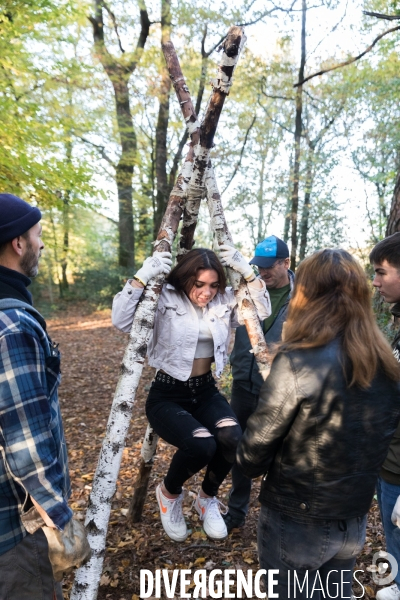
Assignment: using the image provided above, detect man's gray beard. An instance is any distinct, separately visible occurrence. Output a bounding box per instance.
[20,241,39,278]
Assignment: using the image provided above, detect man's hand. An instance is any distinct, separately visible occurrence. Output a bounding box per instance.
[42,518,91,581]
[20,497,91,581]
[391,495,400,527]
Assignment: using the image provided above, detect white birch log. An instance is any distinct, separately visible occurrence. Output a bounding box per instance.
[70,155,195,600]
[132,29,248,488]
[71,29,244,600]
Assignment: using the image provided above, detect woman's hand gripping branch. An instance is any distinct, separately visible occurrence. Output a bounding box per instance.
[218,244,262,289]
[132,252,173,288]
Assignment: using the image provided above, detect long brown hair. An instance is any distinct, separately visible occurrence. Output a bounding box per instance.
[281,248,399,387]
[166,248,226,296]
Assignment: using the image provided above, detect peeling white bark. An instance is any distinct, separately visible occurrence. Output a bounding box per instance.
[205,163,271,380]
[186,116,200,134]
[211,30,247,94]
[70,277,164,599]
[141,424,159,463]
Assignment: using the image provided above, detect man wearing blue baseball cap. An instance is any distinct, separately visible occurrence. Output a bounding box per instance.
[224,235,294,533]
[0,194,90,599]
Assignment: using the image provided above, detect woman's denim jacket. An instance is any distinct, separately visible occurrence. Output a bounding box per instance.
[112,281,271,381]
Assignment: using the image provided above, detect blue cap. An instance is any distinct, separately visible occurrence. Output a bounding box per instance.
[249,235,289,268]
[0,193,42,243]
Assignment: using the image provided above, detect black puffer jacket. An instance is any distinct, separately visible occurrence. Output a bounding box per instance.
[237,339,400,520]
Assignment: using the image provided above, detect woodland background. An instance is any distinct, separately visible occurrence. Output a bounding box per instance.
[3,0,400,308]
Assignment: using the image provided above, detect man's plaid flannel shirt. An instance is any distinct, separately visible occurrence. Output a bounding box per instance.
[0,304,71,556]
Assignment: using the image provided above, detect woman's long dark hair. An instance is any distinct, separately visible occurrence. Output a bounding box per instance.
[166,248,226,296]
[281,248,399,388]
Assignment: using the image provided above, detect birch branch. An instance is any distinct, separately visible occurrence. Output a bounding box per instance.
[176,26,248,256]
[70,28,246,600]
[162,40,203,257]
[129,27,248,520]
[165,28,271,378]
[200,28,271,376]
[205,163,271,380]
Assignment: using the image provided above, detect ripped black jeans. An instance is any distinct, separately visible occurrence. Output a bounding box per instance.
[146,371,242,496]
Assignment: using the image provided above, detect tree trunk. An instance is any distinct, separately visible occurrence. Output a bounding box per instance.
[153,0,172,237]
[299,142,315,260]
[60,194,69,295]
[386,168,400,235]
[257,155,266,243]
[377,184,387,238]
[90,0,150,269]
[127,423,159,522]
[290,0,306,270]
[283,152,294,242]
[59,138,72,297]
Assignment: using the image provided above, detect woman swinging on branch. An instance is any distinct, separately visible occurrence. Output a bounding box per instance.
[112,246,271,541]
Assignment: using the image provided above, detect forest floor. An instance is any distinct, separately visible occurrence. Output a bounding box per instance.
[47,305,386,600]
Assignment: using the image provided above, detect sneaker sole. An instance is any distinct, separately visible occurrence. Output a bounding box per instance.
[203,527,228,540]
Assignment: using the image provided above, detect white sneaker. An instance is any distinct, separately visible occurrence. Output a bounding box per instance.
[376,584,400,600]
[156,484,188,542]
[194,494,228,539]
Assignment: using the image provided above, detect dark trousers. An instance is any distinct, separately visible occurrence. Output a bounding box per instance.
[257,504,367,599]
[228,381,259,519]
[0,528,63,600]
[146,373,242,496]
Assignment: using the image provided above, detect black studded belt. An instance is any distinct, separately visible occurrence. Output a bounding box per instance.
[155,370,214,387]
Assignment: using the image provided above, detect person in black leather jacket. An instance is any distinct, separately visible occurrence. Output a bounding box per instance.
[237,248,400,600]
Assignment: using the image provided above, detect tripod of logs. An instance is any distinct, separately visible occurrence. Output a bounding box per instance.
[71,26,271,600]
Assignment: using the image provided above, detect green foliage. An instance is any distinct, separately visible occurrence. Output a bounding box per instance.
[32,206,126,309]
[0,0,99,208]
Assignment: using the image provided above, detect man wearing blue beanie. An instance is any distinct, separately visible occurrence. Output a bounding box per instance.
[0,194,90,599]
[224,235,294,533]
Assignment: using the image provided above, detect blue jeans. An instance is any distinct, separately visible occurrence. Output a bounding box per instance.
[227,381,259,519]
[377,476,400,587]
[257,504,367,599]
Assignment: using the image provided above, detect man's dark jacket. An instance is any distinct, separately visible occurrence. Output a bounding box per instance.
[237,339,400,519]
[380,302,400,484]
[230,270,294,395]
